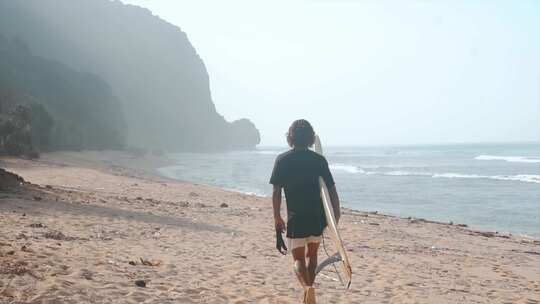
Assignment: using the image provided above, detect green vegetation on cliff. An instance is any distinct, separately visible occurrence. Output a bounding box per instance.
[0,36,126,155]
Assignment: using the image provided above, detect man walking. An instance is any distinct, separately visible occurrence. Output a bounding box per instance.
[270,119,341,303]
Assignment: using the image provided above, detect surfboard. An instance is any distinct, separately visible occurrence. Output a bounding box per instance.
[313,135,352,288]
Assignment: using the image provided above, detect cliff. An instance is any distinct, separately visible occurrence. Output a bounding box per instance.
[0,36,126,155]
[0,0,260,151]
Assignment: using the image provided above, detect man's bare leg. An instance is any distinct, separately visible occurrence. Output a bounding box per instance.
[302,242,319,304]
[306,242,320,286]
[292,246,309,288]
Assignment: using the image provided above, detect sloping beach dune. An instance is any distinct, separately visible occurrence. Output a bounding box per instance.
[1,152,539,303]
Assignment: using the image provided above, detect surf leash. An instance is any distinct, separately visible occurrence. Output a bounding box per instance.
[319,231,344,285]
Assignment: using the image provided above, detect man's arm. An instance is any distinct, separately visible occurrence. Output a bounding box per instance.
[328,185,341,224]
[272,185,286,232]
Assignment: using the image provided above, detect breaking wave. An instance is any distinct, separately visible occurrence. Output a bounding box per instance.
[379,171,540,184]
[255,150,282,155]
[330,164,365,174]
[386,171,540,184]
[328,164,540,184]
[475,155,540,163]
[385,170,432,176]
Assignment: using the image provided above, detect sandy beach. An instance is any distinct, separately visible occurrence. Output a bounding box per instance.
[1,151,539,304]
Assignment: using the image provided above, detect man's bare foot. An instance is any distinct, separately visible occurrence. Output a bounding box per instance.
[305,286,316,304]
[301,288,307,303]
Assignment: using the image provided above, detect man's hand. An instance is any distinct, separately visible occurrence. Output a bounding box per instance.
[274,216,286,233]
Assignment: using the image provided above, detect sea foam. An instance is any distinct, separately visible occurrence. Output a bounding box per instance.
[256,150,282,155]
[475,155,540,163]
[329,164,365,174]
[329,164,540,184]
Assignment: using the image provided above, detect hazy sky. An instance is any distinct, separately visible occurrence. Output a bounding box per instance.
[123,0,539,146]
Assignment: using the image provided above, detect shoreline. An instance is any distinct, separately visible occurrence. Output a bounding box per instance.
[156,159,540,240]
[1,151,539,303]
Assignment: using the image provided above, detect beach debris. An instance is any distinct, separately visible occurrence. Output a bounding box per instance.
[6,250,15,255]
[194,202,207,208]
[189,192,199,197]
[28,222,46,228]
[33,196,42,201]
[81,269,94,280]
[16,233,28,240]
[43,230,74,241]
[135,280,146,287]
[136,196,143,200]
[0,286,16,298]
[220,203,229,208]
[467,230,510,239]
[1,260,43,280]
[369,222,380,226]
[45,185,53,189]
[233,253,247,259]
[478,231,495,237]
[140,257,162,266]
[128,260,137,266]
[178,201,190,207]
[456,224,468,227]
[95,232,113,241]
[21,245,33,253]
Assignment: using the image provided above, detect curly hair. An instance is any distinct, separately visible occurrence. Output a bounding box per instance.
[287,119,315,148]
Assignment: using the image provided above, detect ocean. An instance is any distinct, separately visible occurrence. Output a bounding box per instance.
[158,143,540,237]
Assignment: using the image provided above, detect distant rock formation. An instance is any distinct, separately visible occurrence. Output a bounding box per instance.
[0,0,260,151]
[0,168,24,191]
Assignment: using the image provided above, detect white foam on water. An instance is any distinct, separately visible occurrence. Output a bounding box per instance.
[327,165,539,184]
[223,187,268,197]
[360,164,428,169]
[370,171,540,184]
[475,155,540,163]
[256,150,282,155]
[491,174,540,184]
[330,164,365,174]
[156,165,184,180]
[385,170,432,176]
[433,173,484,179]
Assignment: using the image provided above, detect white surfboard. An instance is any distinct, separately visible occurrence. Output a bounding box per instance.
[313,135,352,288]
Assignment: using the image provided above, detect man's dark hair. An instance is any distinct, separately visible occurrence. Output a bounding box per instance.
[287,119,315,148]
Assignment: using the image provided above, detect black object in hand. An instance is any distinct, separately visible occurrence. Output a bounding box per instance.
[276,230,288,255]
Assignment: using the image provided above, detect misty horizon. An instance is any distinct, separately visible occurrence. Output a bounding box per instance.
[123,0,540,147]
[258,141,540,150]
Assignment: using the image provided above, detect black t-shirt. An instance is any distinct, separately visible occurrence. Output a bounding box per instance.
[269,149,335,238]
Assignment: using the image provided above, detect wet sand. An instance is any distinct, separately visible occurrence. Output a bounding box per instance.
[1,151,539,303]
